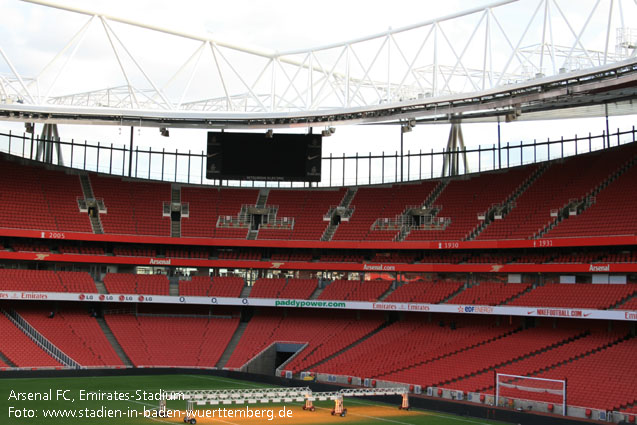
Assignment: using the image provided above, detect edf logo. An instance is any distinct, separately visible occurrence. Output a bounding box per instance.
[464,306,475,313]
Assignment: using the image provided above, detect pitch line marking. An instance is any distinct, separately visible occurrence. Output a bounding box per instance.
[343,398,504,425]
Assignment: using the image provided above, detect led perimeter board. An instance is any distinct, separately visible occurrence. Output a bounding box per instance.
[206,131,322,182]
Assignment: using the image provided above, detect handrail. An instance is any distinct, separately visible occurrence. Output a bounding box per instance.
[0,127,635,188]
[2,309,80,368]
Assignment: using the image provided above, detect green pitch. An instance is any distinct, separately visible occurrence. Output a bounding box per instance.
[0,374,511,425]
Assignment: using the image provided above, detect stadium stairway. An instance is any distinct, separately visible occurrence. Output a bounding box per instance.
[0,312,61,367]
[467,164,548,241]
[0,350,17,367]
[537,152,637,238]
[321,187,357,241]
[377,284,396,301]
[79,174,105,234]
[216,322,249,369]
[501,282,540,305]
[308,285,324,300]
[94,280,108,294]
[170,185,181,237]
[609,292,637,310]
[171,185,180,203]
[619,401,637,414]
[397,179,448,241]
[95,316,133,367]
[456,328,627,395]
[440,329,588,389]
[169,277,180,296]
[438,282,469,304]
[377,325,520,379]
[301,319,393,372]
[239,285,253,298]
[4,310,78,367]
[256,189,269,208]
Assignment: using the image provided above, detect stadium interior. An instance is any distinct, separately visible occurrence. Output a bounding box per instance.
[2,1,637,423]
[0,141,636,420]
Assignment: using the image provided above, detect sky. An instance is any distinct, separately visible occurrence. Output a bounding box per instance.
[0,0,636,186]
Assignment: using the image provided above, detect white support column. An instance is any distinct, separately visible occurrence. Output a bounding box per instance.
[603,0,615,65]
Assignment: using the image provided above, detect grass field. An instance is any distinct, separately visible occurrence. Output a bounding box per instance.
[0,375,511,425]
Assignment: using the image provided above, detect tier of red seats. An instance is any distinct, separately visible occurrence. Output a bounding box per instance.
[407,166,534,241]
[448,324,627,396]
[448,282,531,306]
[19,309,123,366]
[45,171,92,232]
[106,314,239,367]
[2,143,637,241]
[0,313,60,367]
[12,243,50,252]
[180,276,246,297]
[214,227,249,239]
[478,145,636,240]
[88,175,135,235]
[551,251,606,263]
[320,254,365,263]
[528,333,635,411]
[179,276,212,296]
[2,303,635,413]
[332,181,437,241]
[546,160,637,238]
[510,252,554,264]
[39,169,92,233]
[617,297,637,310]
[349,280,392,301]
[224,310,383,373]
[315,279,392,301]
[210,276,245,297]
[0,158,84,232]
[598,251,637,263]
[371,252,418,263]
[181,187,258,238]
[249,278,287,298]
[317,279,358,300]
[379,324,582,389]
[113,246,156,257]
[180,276,315,298]
[270,252,313,262]
[258,188,345,240]
[56,271,99,293]
[103,273,169,295]
[0,269,97,293]
[418,253,468,263]
[180,187,218,237]
[508,283,636,309]
[464,253,516,264]
[277,279,317,299]
[384,280,464,303]
[90,175,170,236]
[58,245,105,255]
[317,315,509,378]
[165,247,208,258]
[217,250,262,260]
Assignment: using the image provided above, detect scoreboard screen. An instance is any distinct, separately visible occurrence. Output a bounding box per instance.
[206,131,322,182]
